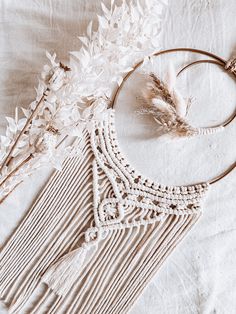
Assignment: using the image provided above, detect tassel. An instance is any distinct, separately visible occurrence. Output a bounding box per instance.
[41,242,96,297]
[9,294,28,314]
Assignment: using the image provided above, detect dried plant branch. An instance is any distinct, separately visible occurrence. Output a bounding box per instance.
[0,135,70,201]
[0,182,22,205]
[149,73,175,107]
[140,69,197,137]
[0,0,167,204]
[0,92,47,173]
[0,154,33,187]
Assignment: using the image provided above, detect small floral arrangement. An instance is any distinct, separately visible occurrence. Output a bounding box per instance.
[140,64,196,137]
[0,0,167,203]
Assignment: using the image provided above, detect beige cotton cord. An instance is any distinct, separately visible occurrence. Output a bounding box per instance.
[0,109,210,314]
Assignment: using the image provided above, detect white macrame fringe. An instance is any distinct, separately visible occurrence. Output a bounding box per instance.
[0,111,209,313]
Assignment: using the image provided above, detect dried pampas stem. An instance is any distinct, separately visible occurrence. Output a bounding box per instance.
[149,73,175,107]
[140,68,197,137]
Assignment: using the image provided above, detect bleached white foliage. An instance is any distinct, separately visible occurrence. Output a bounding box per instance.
[70,0,167,99]
[0,0,167,202]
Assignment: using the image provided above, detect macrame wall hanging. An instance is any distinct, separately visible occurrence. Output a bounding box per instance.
[0,1,235,314]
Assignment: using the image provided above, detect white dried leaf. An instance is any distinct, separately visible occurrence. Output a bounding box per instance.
[87,21,93,38]
[1,136,11,147]
[35,83,45,98]
[21,107,31,118]
[6,117,17,134]
[136,0,144,15]
[71,107,81,122]
[46,51,58,67]
[6,127,14,139]
[17,139,28,148]
[46,92,57,103]
[101,2,110,16]
[82,106,92,120]
[97,15,108,29]
[11,148,22,158]
[17,118,27,130]
[67,124,84,137]
[78,36,89,47]
[32,118,44,126]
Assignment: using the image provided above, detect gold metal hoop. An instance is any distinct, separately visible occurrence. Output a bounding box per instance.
[110,48,236,185]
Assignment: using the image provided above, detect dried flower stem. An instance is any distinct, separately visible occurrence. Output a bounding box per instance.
[0,154,33,187]
[140,71,197,137]
[0,88,49,173]
[0,182,22,205]
[0,0,167,203]
[0,133,72,201]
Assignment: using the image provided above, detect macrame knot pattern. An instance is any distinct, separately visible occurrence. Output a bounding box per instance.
[225,57,236,76]
[41,109,210,299]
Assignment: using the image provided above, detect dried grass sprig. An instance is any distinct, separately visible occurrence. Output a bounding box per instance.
[140,65,197,137]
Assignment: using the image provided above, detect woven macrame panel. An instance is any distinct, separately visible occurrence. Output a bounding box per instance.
[0,110,209,314]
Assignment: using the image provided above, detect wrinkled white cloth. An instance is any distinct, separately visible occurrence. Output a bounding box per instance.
[0,1,235,313]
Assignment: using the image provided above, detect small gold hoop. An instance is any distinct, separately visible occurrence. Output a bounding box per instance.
[110,48,236,185]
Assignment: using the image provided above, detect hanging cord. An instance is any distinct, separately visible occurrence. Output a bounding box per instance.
[109,48,236,185]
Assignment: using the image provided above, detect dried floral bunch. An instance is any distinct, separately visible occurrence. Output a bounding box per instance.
[140,64,197,137]
[70,0,167,99]
[0,53,108,203]
[0,0,167,203]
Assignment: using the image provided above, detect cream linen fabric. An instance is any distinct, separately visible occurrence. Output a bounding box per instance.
[0,0,236,313]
